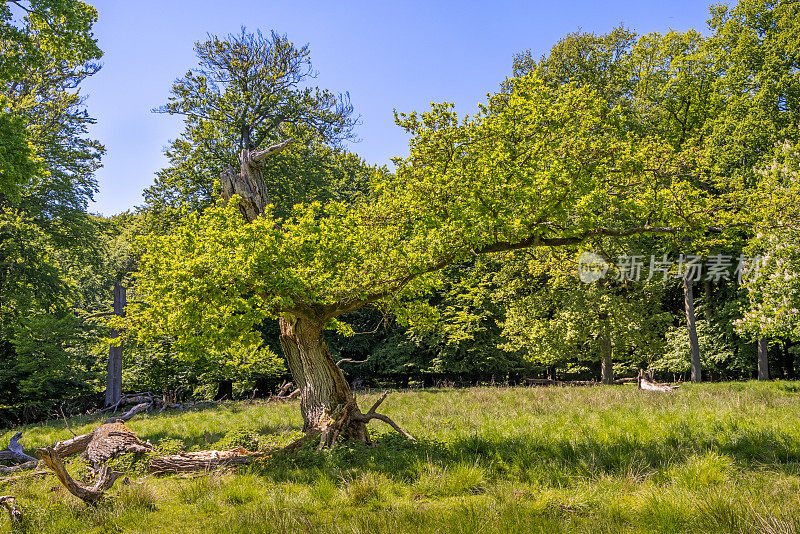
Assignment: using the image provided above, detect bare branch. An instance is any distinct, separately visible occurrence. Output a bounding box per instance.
[336,356,370,366]
[247,138,294,163]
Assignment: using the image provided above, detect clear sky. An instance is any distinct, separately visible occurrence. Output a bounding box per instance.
[82,0,720,216]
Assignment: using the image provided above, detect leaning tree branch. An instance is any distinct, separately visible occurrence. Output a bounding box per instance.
[247,137,294,163]
[36,448,119,504]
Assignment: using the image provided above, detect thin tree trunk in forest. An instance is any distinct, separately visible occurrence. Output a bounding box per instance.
[599,313,613,385]
[105,283,125,407]
[784,341,796,379]
[683,276,702,383]
[758,338,769,381]
[703,280,713,322]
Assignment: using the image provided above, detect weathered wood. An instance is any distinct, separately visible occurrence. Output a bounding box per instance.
[51,433,93,458]
[0,432,37,463]
[37,401,151,502]
[105,402,151,424]
[0,469,50,484]
[0,495,22,521]
[637,370,678,392]
[36,448,120,503]
[149,447,263,474]
[0,460,38,475]
[86,422,152,468]
[105,282,126,407]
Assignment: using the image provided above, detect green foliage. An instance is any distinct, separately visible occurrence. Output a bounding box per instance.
[0,106,36,204]
[0,0,105,406]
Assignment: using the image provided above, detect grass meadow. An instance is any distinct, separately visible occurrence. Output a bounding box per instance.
[2,382,800,533]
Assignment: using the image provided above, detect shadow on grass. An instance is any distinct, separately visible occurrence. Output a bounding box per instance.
[247,422,800,485]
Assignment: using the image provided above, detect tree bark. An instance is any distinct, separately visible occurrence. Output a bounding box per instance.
[758,338,769,381]
[278,315,369,443]
[105,282,126,407]
[599,313,613,385]
[683,276,702,383]
[220,140,292,222]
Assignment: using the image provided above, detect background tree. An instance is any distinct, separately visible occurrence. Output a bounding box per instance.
[0,0,105,418]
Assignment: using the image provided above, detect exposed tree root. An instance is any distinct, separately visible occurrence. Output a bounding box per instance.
[0,495,22,521]
[283,392,415,451]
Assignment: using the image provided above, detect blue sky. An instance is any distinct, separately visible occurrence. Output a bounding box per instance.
[83,0,719,216]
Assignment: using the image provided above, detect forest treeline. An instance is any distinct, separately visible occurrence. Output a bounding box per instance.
[1,0,800,425]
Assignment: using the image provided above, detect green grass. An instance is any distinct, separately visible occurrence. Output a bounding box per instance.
[3,382,800,532]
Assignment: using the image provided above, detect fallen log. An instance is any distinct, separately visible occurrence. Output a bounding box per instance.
[149,447,264,474]
[637,370,679,392]
[0,470,51,485]
[0,460,38,475]
[36,402,153,503]
[86,422,152,469]
[0,432,38,464]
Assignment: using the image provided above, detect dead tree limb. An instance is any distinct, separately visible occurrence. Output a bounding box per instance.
[35,448,120,504]
[35,401,152,503]
[51,433,93,458]
[0,432,37,463]
[336,356,370,366]
[0,495,22,521]
[0,470,50,485]
[105,402,151,424]
[637,370,679,392]
[149,447,264,474]
[352,392,415,441]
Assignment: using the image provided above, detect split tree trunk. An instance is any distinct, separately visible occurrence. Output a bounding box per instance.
[683,276,702,383]
[758,338,769,381]
[105,282,126,407]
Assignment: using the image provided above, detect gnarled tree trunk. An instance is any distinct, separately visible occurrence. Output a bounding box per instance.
[278,315,369,444]
[219,141,412,446]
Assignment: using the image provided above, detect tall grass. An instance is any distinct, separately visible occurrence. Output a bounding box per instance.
[2,382,800,532]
